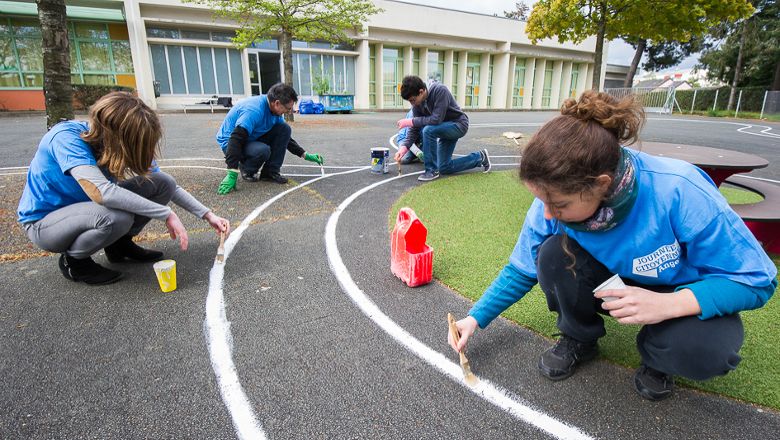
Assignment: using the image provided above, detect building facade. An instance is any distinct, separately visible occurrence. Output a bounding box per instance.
[0,0,607,111]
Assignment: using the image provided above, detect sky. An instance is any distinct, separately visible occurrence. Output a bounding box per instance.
[400,0,700,76]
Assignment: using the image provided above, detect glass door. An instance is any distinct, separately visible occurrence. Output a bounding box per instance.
[512,59,526,108]
[382,47,403,108]
[248,53,261,96]
[464,53,481,108]
[248,50,281,96]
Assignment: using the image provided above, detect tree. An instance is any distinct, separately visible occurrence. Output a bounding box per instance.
[504,2,529,20]
[698,0,780,91]
[622,37,704,87]
[526,0,752,91]
[37,0,73,129]
[185,0,382,122]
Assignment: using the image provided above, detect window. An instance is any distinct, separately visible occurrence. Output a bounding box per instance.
[0,17,133,89]
[451,51,458,100]
[146,26,241,44]
[413,48,419,77]
[427,50,443,83]
[541,60,553,108]
[149,44,245,95]
[369,44,376,107]
[292,40,352,51]
[487,55,494,107]
[570,63,579,98]
[512,58,526,108]
[292,52,355,96]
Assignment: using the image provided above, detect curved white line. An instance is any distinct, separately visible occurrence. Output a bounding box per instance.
[324,174,593,440]
[205,167,368,439]
[649,118,780,139]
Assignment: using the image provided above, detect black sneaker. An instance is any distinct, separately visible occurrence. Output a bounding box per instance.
[105,235,164,263]
[479,149,491,173]
[417,171,440,182]
[633,361,674,401]
[538,333,599,381]
[239,163,259,182]
[59,254,123,285]
[259,171,289,184]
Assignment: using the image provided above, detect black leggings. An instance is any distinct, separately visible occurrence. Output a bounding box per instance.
[536,234,744,381]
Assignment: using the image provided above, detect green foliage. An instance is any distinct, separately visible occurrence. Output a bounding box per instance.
[72,84,135,110]
[526,0,753,88]
[311,61,332,95]
[391,171,780,410]
[698,0,780,89]
[183,0,383,50]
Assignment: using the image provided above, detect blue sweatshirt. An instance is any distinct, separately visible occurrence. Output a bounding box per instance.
[469,148,777,328]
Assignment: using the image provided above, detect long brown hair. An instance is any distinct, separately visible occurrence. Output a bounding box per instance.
[519,89,645,199]
[81,92,162,180]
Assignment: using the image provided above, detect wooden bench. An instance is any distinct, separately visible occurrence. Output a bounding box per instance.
[724,175,780,254]
[181,96,219,113]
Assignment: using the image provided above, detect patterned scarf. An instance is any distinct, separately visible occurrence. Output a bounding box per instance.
[560,147,638,232]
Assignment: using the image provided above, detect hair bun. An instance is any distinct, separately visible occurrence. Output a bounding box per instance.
[560,90,645,145]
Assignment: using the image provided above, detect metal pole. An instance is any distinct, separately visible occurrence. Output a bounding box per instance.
[713,89,719,111]
[760,90,768,119]
[735,90,742,118]
[691,89,697,114]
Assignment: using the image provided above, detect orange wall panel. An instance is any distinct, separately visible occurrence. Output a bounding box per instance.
[0,90,46,111]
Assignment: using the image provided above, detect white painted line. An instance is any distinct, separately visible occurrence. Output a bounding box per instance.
[204,167,368,439]
[324,174,594,440]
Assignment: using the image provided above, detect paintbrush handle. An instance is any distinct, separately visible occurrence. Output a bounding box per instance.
[448,313,471,365]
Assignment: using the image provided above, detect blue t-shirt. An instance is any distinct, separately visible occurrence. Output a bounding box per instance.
[18,121,100,223]
[216,95,285,149]
[510,148,776,288]
[397,109,414,145]
[17,120,162,224]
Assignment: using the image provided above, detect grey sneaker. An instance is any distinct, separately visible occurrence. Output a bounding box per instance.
[479,149,491,173]
[633,361,674,401]
[538,333,599,381]
[418,170,440,182]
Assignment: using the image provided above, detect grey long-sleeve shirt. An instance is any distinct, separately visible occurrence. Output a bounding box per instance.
[401,81,469,149]
[70,165,210,220]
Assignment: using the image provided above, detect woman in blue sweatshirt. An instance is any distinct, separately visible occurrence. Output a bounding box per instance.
[449,90,777,401]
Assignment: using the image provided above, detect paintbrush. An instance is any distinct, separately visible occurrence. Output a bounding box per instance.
[503,131,523,145]
[447,313,479,387]
[398,161,402,176]
[216,221,229,262]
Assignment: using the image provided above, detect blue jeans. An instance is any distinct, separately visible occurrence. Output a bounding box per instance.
[421,122,481,174]
[240,122,291,174]
[535,234,744,381]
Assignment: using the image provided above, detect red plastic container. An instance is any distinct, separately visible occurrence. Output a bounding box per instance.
[391,207,433,287]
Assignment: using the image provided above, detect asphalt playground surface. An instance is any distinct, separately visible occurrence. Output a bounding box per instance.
[1,109,779,439]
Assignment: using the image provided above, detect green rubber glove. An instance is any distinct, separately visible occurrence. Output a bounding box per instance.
[218,170,238,195]
[304,153,324,165]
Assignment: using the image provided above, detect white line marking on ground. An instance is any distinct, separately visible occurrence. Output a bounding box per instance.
[324,174,594,440]
[204,167,367,440]
[650,118,780,140]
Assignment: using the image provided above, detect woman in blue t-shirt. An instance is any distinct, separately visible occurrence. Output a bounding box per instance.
[448,90,777,401]
[18,92,229,286]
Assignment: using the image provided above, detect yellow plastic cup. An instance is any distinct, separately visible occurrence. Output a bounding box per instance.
[153,260,177,292]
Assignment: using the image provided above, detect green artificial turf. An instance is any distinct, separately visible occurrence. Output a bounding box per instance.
[391,170,780,410]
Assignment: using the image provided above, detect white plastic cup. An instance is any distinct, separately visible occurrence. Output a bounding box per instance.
[153,260,177,292]
[593,274,626,302]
